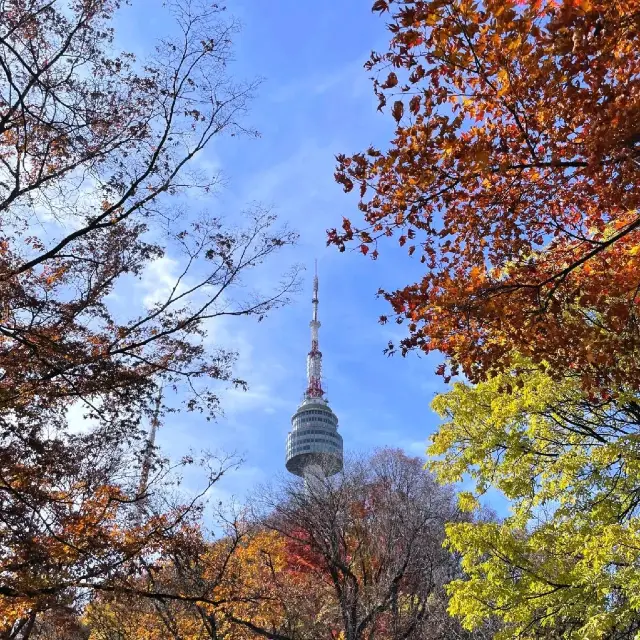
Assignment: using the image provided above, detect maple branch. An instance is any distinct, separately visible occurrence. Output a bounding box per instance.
[221,614,295,640]
[538,215,640,291]
[499,161,588,170]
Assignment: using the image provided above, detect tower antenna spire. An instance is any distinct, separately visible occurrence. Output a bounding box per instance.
[306,259,323,399]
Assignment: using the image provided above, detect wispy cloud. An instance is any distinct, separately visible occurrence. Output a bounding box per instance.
[269,57,370,104]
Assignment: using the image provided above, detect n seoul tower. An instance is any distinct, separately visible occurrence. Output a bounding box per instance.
[285,263,343,481]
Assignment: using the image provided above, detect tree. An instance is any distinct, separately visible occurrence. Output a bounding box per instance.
[1,443,243,638]
[0,0,297,426]
[252,449,498,640]
[83,521,297,640]
[429,359,640,638]
[17,608,88,640]
[0,0,297,633]
[78,451,498,640]
[330,0,640,394]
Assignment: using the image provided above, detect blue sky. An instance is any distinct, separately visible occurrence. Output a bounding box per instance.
[108,0,500,511]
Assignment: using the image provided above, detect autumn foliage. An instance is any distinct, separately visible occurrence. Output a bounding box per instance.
[256,449,496,640]
[0,0,296,634]
[331,0,640,394]
[68,451,493,640]
[331,0,640,636]
[84,526,297,640]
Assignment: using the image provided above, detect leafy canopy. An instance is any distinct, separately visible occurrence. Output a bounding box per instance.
[331,0,640,394]
[0,0,296,633]
[429,361,640,638]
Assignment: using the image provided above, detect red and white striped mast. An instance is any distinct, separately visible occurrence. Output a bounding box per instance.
[305,260,324,400]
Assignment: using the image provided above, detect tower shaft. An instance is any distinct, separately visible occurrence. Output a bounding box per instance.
[285,263,343,479]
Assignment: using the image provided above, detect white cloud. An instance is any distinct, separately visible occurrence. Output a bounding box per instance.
[404,439,429,456]
[139,255,182,308]
[66,400,99,435]
[222,383,290,416]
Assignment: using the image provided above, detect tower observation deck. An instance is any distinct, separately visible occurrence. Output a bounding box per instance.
[285,264,343,479]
